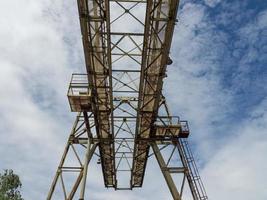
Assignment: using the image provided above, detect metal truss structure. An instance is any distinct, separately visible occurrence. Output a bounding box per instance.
[47,0,208,199]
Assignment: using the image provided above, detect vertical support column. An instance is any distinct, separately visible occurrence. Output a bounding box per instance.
[150,140,208,200]
[47,114,81,200]
[47,141,71,200]
[150,142,182,200]
[79,141,98,200]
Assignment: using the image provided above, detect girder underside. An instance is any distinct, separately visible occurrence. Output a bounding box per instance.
[78,0,181,189]
[76,0,202,193]
[78,0,116,187]
[131,0,180,187]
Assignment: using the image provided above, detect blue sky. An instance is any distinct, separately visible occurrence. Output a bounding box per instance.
[0,0,266,199]
[206,0,267,118]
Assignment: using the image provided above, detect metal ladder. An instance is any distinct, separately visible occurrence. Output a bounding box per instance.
[179,139,208,200]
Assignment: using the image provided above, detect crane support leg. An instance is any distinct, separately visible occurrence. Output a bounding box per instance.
[47,113,98,200]
[150,140,208,200]
[151,142,182,200]
[79,141,98,200]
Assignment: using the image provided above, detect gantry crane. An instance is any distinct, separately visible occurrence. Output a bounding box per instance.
[47,0,208,199]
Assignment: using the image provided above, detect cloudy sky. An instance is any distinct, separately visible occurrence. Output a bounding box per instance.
[0,0,267,199]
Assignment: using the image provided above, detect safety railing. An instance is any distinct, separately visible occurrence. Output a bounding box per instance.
[154,116,190,138]
[67,74,92,112]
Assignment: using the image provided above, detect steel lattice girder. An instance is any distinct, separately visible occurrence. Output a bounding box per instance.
[131,0,180,187]
[77,0,116,187]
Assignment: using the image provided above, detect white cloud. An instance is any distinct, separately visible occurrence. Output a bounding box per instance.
[0,0,78,199]
[166,3,233,158]
[202,98,267,200]
[204,0,221,7]
[166,3,267,199]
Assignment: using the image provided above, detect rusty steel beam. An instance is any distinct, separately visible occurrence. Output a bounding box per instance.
[77,0,116,187]
[131,0,181,187]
